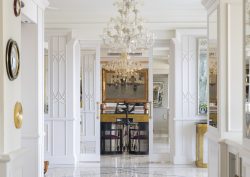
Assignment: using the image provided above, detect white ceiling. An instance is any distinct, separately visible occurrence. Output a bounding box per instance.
[45,0,206,30]
[48,0,203,11]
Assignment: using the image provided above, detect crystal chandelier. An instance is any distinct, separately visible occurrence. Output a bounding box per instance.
[102,0,155,53]
[102,0,154,80]
[103,53,142,82]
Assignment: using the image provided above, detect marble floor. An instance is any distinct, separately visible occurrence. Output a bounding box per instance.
[46,155,208,177]
[153,135,170,154]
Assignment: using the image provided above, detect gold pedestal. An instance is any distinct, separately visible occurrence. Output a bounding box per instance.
[195,123,208,168]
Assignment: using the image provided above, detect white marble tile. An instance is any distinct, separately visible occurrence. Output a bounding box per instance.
[46,155,208,177]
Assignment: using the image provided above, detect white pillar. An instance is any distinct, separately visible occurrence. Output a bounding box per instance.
[21,5,47,176]
[169,29,207,164]
[44,33,80,165]
[148,48,154,156]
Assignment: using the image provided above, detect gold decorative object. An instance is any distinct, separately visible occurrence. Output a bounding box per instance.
[101,114,149,123]
[14,102,23,129]
[196,123,208,168]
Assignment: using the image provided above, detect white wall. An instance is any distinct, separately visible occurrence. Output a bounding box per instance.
[0,0,23,175]
[0,0,48,177]
[0,0,22,155]
[0,0,3,155]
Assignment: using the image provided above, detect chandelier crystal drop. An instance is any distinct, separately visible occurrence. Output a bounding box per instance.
[102,0,155,53]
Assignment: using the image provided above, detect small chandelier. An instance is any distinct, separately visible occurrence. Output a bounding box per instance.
[102,0,155,53]
[103,53,142,81]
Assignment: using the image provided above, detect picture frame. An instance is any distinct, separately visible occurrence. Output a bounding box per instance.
[6,39,20,81]
[102,69,148,103]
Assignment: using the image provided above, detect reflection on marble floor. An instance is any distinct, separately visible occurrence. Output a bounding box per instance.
[46,155,208,177]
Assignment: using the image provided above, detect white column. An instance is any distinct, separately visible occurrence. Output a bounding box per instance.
[21,7,45,177]
[148,48,154,156]
[45,34,80,165]
[226,2,243,136]
[169,38,176,162]
[169,29,207,164]
[66,39,80,164]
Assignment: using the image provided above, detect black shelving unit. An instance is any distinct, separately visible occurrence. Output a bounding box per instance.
[129,123,149,155]
[101,123,123,155]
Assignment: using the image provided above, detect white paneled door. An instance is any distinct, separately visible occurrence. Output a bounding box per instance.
[79,47,101,161]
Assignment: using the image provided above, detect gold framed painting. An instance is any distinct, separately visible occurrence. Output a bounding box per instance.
[102,69,148,103]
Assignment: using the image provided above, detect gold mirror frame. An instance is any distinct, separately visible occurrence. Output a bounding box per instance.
[14,102,23,129]
[102,69,148,103]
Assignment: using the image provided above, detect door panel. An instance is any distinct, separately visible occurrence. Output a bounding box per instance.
[80,49,100,161]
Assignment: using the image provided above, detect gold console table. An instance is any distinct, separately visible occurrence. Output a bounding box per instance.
[101,114,149,123]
